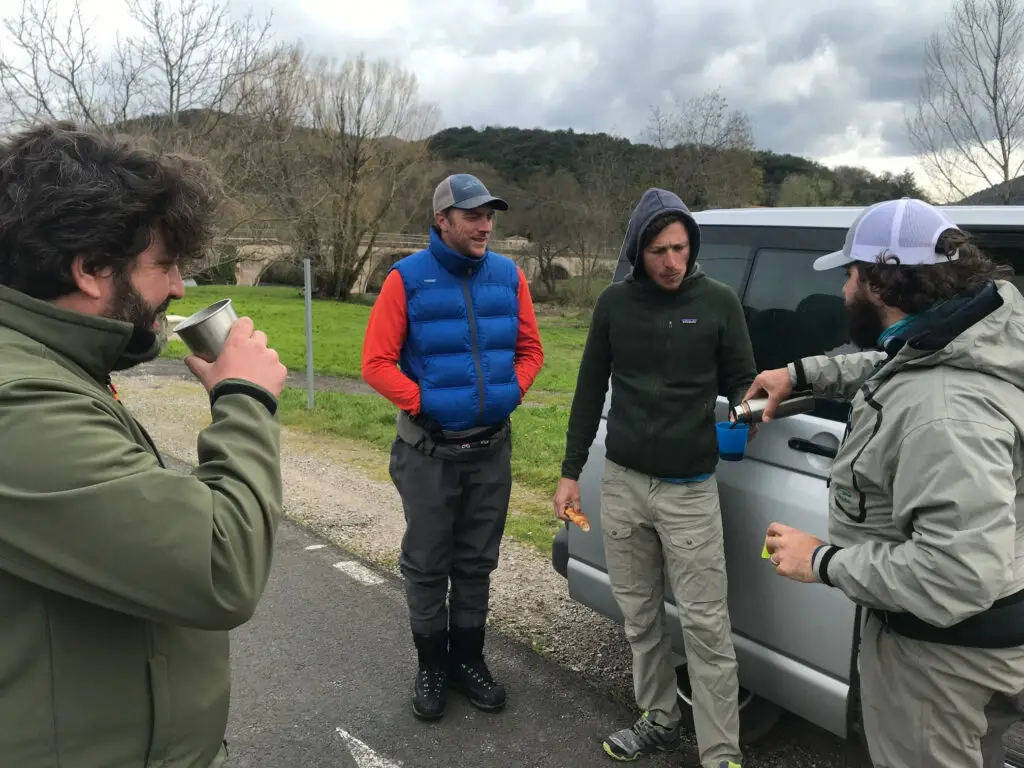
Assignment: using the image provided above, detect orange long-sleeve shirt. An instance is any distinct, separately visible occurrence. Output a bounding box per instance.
[361,266,545,415]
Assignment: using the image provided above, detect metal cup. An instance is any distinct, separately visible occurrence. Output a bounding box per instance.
[172,299,239,362]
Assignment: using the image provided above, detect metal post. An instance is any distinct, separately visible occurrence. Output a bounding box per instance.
[303,258,315,409]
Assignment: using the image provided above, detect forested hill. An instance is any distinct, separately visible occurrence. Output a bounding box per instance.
[426,125,929,209]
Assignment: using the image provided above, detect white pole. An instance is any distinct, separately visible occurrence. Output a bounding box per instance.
[303,258,315,410]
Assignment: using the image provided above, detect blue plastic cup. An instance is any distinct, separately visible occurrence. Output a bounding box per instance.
[716,421,748,462]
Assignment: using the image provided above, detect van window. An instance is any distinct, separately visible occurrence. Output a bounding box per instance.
[695,244,751,295]
[744,248,855,422]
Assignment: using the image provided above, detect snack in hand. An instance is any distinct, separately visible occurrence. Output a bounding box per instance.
[563,503,591,532]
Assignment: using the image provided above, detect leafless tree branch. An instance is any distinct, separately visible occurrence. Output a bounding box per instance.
[906,0,1024,202]
[233,45,441,299]
[641,87,761,208]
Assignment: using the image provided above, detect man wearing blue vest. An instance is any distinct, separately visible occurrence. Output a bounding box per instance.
[362,173,545,720]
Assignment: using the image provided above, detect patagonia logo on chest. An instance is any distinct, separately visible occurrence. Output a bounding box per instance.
[678,318,698,324]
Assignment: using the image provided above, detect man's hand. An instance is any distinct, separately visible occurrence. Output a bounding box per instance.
[739,367,794,424]
[553,477,581,522]
[185,316,288,398]
[764,522,825,583]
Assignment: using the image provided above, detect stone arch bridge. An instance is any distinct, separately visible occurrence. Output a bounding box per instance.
[220,233,617,293]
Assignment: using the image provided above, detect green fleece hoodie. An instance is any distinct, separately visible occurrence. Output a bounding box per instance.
[0,285,283,767]
[560,188,757,481]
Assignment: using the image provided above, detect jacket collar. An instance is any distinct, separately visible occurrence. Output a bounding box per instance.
[880,282,1000,358]
[428,227,488,277]
[0,284,162,384]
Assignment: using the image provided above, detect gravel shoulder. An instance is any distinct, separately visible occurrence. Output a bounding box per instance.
[112,369,870,767]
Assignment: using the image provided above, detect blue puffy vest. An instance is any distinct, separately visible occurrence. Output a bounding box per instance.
[391,228,521,431]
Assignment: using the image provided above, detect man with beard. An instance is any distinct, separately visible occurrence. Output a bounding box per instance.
[0,121,287,767]
[553,188,755,768]
[744,198,1024,768]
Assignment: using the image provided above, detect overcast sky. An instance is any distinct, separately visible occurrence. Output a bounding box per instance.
[24,0,961,194]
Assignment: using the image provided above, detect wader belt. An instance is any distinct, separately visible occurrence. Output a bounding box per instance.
[872,588,1024,648]
[396,410,509,461]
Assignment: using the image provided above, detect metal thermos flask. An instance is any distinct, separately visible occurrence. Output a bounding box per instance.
[730,392,815,424]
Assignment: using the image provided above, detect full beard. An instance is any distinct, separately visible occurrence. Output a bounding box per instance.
[103,273,171,349]
[846,295,887,350]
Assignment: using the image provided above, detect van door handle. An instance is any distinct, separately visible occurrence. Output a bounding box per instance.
[788,438,837,459]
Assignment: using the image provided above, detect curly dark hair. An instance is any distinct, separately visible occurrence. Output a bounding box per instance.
[856,228,1015,314]
[0,120,220,301]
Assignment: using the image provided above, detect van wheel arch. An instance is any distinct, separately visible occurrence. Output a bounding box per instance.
[674,662,781,744]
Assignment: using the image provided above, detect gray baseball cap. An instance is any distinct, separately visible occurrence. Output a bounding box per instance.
[432,173,509,215]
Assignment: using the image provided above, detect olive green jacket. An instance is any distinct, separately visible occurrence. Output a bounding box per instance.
[0,285,283,767]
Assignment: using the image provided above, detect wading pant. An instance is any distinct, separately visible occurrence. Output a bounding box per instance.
[388,432,512,635]
[600,459,741,768]
[859,611,1024,768]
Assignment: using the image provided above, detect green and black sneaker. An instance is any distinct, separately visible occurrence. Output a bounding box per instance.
[602,711,681,761]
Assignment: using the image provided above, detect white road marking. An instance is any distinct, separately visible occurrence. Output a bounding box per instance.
[332,560,385,585]
[336,728,403,767]
[305,544,327,551]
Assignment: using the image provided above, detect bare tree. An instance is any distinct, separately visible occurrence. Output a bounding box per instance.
[124,0,275,137]
[0,0,275,140]
[643,88,762,208]
[0,0,282,268]
[568,146,631,284]
[238,46,441,299]
[514,169,578,296]
[0,0,135,129]
[907,0,1024,203]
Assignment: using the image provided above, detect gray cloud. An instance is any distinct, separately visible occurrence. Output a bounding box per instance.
[234,0,954,163]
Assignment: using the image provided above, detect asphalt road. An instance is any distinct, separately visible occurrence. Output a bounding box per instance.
[222,519,686,768]
[153,452,873,768]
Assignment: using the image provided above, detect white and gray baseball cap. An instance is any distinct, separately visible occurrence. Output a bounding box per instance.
[432,173,509,215]
[813,198,962,272]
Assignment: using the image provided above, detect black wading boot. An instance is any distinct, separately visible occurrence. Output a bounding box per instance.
[411,630,448,720]
[448,625,506,712]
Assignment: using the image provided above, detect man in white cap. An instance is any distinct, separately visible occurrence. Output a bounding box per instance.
[741,198,1024,768]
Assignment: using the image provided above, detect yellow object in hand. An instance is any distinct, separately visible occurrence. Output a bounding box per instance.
[761,543,771,559]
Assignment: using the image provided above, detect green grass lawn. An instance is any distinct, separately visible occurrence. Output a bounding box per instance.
[167,285,588,553]
[165,285,590,393]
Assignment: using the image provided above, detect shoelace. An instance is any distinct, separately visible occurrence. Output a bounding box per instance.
[418,667,445,695]
[631,716,660,743]
[458,660,497,690]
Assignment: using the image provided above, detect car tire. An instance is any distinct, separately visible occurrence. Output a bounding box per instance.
[674,662,781,745]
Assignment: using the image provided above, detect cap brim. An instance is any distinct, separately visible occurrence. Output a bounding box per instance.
[452,194,509,212]
[813,250,853,271]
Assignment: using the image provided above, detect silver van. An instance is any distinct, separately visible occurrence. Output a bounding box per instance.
[550,204,1024,763]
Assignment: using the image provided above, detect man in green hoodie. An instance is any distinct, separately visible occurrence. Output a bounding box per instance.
[553,188,755,768]
[0,121,287,767]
